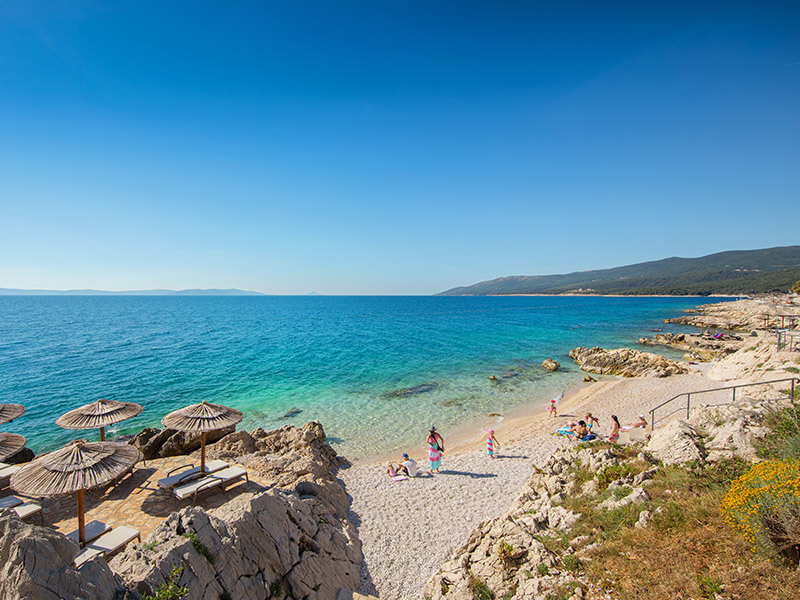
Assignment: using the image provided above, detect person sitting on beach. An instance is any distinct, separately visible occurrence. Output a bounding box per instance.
[626,415,648,429]
[401,453,418,477]
[548,398,558,418]
[609,415,621,444]
[386,462,409,478]
[584,413,600,429]
[572,420,590,439]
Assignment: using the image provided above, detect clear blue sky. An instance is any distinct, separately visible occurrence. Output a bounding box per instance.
[2,2,799,294]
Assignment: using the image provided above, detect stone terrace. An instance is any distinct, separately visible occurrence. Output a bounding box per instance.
[2,453,271,540]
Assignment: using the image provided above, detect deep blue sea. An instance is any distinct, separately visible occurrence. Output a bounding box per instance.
[0,295,729,459]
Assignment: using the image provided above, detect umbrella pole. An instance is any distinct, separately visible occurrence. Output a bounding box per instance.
[100,426,105,442]
[201,431,206,472]
[77,489,86,547]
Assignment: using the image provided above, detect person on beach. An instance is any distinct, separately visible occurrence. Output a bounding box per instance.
[427,426,444,473]
[629,415,648,429]
[584,413,600,429]
[386,462,409,477]
[609,415,621,444]
[401,453,418,477]
[486,429,500,458]
[548,398,558,417]
[573,420,589,438]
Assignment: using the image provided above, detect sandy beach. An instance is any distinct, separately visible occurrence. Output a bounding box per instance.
[339,365,732,600]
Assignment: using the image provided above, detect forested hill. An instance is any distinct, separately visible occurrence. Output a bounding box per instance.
[437,246,800,296]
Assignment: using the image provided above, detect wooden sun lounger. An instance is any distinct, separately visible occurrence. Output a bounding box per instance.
[0,495,23,510]
[172,466,249,502]
[74,526,141,568]
[14,501,43,523]
[0,465,20,487]
[157,459,228,490]
[66,520,111,545]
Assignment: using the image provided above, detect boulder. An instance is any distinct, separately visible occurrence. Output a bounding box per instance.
[0,510,136,600]
[111,490,361,600]
[645,420,705,465]
[569,346,687,378]
[542,359,561,372]
[130,426,235,460]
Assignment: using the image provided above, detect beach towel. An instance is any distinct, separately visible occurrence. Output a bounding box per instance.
[554,427,574,437]
[391,475,408,482]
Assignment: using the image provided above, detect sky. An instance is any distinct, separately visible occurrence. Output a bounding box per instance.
[1,2,799,295]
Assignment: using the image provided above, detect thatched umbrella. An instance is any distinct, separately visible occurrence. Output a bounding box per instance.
[0,403,25,425]
[0,432,27,462]
[161,400,242,472]
[56,399,143,441]
[10,440,141,546]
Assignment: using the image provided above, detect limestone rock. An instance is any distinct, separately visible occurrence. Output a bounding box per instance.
[542,358,561,372]
[130,426,234,460]
[0,510,136,600]
[112,487,361,600]
[645,420,705,465]
[569,346,687,378]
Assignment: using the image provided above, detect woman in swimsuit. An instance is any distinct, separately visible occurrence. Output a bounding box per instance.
[609,415,621,444]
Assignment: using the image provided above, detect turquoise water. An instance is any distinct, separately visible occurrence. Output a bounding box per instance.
[0,295,724,458]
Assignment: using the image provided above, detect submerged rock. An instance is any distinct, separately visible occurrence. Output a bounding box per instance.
[381,383,438,399]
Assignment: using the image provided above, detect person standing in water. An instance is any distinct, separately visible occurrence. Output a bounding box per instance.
[487,429,500,459]
[427,426,444,473]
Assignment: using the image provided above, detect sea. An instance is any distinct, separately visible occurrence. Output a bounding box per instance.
[0,295,730,460]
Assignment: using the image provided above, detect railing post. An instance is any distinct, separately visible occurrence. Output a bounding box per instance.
[650,409,654,431]
[732,386,736,403]
[687,393,691,419]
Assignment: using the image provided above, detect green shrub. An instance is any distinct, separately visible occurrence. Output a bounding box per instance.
[269,578,284,598]
[597,463,635,488]
[721,460,800,563]
[561,554,582,572]
[142,566,187,600]
[756,406,800,460]
[536,563,549,576]
[468,575,495,600]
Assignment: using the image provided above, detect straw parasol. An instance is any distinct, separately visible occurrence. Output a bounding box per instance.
[161,400,242,472]
[0,432,27,461]
[56,399,143,441]
[11,440,141,546]
[0,403,25,425]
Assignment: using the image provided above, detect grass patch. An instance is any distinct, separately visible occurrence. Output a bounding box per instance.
[580,460,800,599]
[785,366,800,374]
[597,463,636,488]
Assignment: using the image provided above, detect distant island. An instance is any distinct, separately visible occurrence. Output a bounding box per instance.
[0,288,265,296]
[438,246,800,296]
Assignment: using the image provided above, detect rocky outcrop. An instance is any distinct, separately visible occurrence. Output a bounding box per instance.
[638,332,738,361]
[0,510,137,600]
[111,489,361,600]
[0,421,362,600]
[130,426,235,460]
[542,358,560,371]
[569,346,687,378]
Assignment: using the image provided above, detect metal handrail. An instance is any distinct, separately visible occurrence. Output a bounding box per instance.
[649,377,799,431]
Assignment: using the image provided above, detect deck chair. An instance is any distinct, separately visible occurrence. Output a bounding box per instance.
[14,501,43,523]
[74,526,140,568]
[172,466,248,502]
[66,520,111,545]
[158,459,228,490]
[0,465,20,488]
[0,495,23,510]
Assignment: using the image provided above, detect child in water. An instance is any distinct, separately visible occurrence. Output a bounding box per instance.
[487,429,500,458]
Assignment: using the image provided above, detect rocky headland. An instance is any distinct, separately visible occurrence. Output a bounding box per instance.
[0,422,364,600]
[568,346,687,378]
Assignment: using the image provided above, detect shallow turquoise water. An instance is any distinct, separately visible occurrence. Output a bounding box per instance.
[0,295,724,458]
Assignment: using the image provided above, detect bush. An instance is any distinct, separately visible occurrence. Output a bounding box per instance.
[183,531,215,564]
[468,575,495,600]
[720,460,800,563]
[756,406,800,460]
[597,463,635,488]
[142,566,187,600]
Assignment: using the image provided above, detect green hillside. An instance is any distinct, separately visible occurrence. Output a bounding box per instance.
[438,246,800,296]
